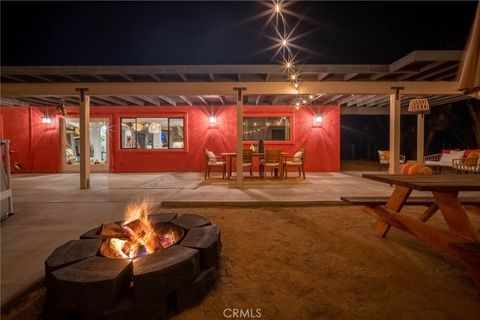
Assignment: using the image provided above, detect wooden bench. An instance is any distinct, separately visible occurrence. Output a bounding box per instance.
[340,196,480,206]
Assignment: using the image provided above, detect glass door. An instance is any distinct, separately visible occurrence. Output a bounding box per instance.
[62,118,109,172]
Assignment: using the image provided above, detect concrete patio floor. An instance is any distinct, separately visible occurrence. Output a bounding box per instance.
[2,172,480,308]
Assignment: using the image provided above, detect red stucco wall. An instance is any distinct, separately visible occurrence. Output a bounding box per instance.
[0,105,340,173]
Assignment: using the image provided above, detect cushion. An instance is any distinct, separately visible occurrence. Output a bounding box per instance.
[400,163,433,176]
[207,151,217,163]
[382,151,390,160]
[464,152,480,166]
[439,150,465,166]
[293,151,303,163]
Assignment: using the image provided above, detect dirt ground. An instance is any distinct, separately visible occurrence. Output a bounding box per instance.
[3,205,480,320]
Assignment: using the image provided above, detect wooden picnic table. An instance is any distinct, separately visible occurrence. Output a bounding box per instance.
[361,174,480,294]
[221,152,289,179]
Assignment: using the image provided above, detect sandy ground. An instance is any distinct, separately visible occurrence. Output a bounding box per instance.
[3,205,480,320]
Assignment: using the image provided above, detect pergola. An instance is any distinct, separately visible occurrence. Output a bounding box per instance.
[0,50,469,188]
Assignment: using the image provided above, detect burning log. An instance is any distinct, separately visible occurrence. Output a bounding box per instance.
[100,223,130,239]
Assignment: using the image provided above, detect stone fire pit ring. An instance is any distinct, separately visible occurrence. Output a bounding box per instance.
[43,213,221,320]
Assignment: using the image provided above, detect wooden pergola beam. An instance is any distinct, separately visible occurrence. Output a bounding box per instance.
[0,81,461,97]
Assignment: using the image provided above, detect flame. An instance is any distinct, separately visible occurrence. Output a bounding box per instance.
[100,200,181,259]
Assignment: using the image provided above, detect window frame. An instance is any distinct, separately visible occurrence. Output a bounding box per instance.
[242,113,295,144]
[119,116,186,151]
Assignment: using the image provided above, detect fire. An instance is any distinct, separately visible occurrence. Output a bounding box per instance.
[99,201,182,259]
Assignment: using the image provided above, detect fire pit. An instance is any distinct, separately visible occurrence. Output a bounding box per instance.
[43,204,221,320]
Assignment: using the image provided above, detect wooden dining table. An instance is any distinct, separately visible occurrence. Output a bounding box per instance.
[220,152,289,179]
[361,174,480,294]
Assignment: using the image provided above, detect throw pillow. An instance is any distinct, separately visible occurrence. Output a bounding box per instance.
[464,152,480,166]
[207,151,217,163]
[293,151,303,163]
[383,151,390,160]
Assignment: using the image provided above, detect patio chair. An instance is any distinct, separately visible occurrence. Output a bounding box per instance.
[378,150,406,171]
[243,149,253,176]
[263,149,282,178]
[204,149,226,179]
[284,149,306,179]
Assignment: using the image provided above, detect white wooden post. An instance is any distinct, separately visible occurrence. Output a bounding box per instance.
[234,87,246,188]
[417,113,425,163]
[78,88,90,189]
[389,87,403,174]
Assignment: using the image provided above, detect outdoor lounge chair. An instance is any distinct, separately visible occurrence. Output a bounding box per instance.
[204,149,226,179]
[284,149,306,179]
[452,152,480,174]
[424,150,466,173]
[378,150,406,171]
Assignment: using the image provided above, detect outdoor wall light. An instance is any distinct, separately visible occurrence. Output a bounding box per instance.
[314,115,323,125]
[41,114,53,125]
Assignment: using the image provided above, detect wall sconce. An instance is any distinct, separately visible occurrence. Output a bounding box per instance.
[314,115,323,125]
[41,114,53,125]
[209,116,217,126]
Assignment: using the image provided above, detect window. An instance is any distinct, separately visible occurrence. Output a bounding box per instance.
[121,117,184,149]
[243,117,291,141]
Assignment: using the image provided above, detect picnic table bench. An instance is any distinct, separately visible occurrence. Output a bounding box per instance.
[348,174,480,295]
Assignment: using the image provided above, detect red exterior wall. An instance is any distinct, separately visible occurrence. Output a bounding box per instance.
[0,105,340,173]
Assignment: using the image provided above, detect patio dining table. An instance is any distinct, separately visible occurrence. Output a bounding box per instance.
[221,152,289,179]
[361,174,480,294]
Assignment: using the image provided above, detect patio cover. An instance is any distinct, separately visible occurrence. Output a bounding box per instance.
[458,3,480,99]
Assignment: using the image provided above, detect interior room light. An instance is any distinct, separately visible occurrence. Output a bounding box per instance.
[314,115,323,125]
[41,114,53,125]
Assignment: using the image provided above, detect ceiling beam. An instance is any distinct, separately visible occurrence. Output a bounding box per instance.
[218,95,226,105]
[94,96,127,106]
[149,74,161,82]
[317,72,330,81]
[389,50,463,72]
[0,81,462,97]
[158,96,177,106]
[198,95,207,105]
[255,95,262,105]
[0,97,30,106]
[415,63,459,81]
[117,96,145,106]
[344,73,359,81]
[62,75,81,82]
[1,75,27,82]
[346,95,377,107]
[92,75,108,82]
[271,95,282,105]
[341,106,411,115]
[396,61,446,81]
[120,74,135,82]
[139,96,161,106]
[178,95,193,106]
[31,75,54,82]
[370,73,389,81]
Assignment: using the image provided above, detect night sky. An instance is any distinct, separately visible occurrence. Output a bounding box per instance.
[1,1,477,66]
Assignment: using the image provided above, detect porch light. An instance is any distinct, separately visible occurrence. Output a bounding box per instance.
[314,115,323,125]
[209,116,217,125]
[41,114,53,125]
[408,98,430,113]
